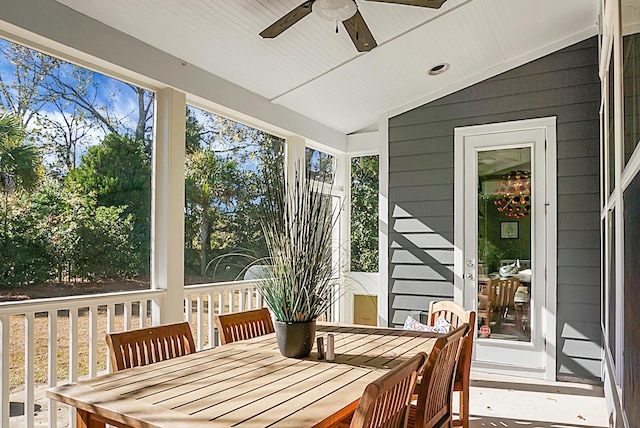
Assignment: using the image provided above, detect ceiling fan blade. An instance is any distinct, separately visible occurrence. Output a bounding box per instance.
[365,0,447,8]
[260,1,315,39]
[342,10,377,52]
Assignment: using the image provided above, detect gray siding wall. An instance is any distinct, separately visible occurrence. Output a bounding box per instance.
[388,37,602,380]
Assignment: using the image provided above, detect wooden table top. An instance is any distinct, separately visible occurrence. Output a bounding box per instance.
[47,324,437,428]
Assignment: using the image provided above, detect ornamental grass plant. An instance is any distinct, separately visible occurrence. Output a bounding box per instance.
[257,165,340,323]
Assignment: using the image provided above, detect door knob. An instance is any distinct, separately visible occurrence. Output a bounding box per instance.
[465,273,474,280]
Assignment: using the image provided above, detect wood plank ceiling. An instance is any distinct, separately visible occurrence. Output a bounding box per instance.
[55,0,598,134]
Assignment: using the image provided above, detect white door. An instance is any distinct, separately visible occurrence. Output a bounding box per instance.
[454,118,557,380]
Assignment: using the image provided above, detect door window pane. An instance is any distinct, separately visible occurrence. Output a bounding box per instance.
[477,148,532,342]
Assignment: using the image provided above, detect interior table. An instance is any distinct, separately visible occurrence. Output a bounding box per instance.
[47,324,437,428]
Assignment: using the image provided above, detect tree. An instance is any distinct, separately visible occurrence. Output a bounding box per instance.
[0,41,58,128]
[185,148,240,277]
[184,107,285,281]
[67,133,151,274]
[350,155,379,272]
[0,39,155,176]
[0,112,40,243]
[0,112,39,193]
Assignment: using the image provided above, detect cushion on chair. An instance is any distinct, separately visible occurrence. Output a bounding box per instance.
[403,316,451,333]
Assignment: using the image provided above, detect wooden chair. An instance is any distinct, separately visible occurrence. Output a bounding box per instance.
[427,301,470,328]
[214,308,274,345]
[427,302,476,428]
[487,277,519,327]
[408,324,468,428]
[340,352,427,428]
[106,321,195,372]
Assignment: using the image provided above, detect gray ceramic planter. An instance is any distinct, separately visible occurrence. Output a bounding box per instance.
[274,319,316,358]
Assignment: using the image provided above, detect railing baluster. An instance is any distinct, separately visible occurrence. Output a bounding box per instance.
[124,302,132,331]
[48,310,58,428]
[89,305,98,377]
[0,315,10,428]
[106,303,115,373]
[196,294,204,351]
[208,293,214,349]
[25,312,35,428]
[139,299,147,328]
[69,307,78,428]
[184,297,190,323]
[239,289,245,312]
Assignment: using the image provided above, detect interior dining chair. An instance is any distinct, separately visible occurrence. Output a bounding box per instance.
[481,277,520,328]
[214,308,275,345]
[408,324,469,428]
[427,302,476,428]
[338,352,427,428]
[106,321,195,372]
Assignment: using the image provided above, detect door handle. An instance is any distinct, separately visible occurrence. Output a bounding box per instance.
[465,273,474,281]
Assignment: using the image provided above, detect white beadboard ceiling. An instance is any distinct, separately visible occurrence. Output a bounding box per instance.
[55,0,598,134]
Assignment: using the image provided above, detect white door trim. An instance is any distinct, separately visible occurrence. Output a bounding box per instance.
[454,117,557,381]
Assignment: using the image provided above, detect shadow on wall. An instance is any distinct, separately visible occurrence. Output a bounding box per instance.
[389,204,457,325]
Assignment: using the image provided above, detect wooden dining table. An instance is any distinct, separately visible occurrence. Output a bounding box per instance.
[47,324,438,428]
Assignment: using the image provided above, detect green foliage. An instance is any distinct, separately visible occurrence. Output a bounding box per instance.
[0,40,156,289]
[67,133,151,274]
[0,112,40,193]
[0,179,137,285]
[350,155,379,272]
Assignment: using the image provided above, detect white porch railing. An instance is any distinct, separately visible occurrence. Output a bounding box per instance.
[0,280,264,428]
[183,281,264,350]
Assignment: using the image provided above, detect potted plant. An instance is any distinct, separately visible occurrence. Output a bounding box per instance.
[257,165,339,358]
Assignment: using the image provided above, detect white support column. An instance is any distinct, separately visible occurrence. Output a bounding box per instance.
[285,135,306,185]
[378,113,390,327]
[152,87,187,325]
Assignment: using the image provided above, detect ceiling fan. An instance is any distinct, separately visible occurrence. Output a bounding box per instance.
[259,0,448,53]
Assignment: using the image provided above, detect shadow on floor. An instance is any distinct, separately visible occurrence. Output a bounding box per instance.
[9,402,41,417]
[469,414,606,428]
[469,379,604,398]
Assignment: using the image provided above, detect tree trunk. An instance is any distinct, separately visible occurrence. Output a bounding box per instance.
[199,207,209,278]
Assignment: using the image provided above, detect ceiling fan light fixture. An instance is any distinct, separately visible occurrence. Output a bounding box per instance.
[313,0,358,22]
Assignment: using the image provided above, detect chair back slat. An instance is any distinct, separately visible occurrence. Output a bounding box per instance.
[413,324,468,428]
[350,352,427,428]
[214,308,275,345]
[427,301,470,328]
[106,321,195,372]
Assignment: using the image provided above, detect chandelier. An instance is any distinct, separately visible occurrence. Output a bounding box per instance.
[493,170,531,218]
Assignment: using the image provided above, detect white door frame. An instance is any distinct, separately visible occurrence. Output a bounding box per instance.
[454,117,557,381]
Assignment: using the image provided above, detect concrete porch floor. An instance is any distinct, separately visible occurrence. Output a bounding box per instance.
[458,371,609,428]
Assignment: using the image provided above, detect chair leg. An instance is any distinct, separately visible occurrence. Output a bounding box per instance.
[461,386,469,428]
